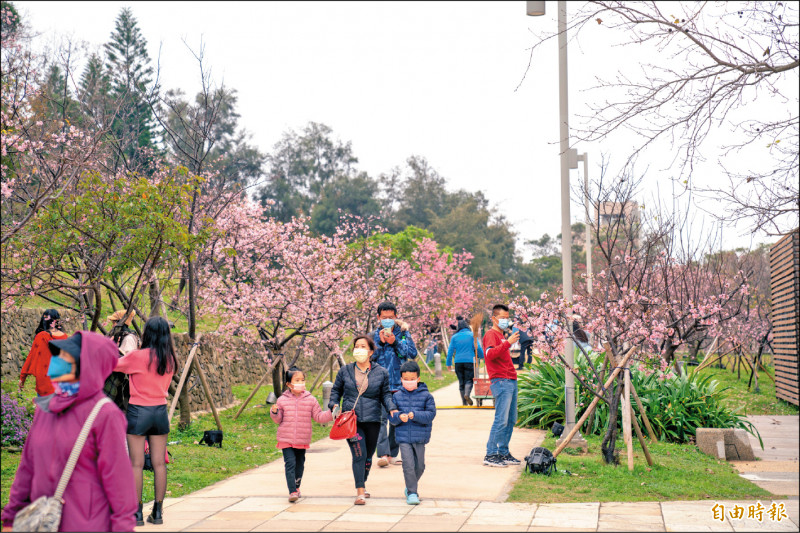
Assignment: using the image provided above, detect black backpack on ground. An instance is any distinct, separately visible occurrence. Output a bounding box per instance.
[524,446,557,475]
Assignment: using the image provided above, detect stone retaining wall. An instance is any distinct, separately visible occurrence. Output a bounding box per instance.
[2,308,335,414]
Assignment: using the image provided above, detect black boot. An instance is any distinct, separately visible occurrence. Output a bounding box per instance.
[135,502,144,527]
[147,501,163,525]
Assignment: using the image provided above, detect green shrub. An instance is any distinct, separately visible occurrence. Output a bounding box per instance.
[517,356,761,446]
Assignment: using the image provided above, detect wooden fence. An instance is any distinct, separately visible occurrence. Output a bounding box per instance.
[770,228,800,406]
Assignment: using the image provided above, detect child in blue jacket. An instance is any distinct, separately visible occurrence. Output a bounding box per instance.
[390,360,437,505]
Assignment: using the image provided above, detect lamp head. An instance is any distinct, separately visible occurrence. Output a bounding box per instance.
[551,421,565,437]
[527,1,546,16]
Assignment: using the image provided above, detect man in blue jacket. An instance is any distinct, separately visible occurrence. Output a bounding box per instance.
[446,319,483,405]
[372,301,417,467]
[390,360,436,505]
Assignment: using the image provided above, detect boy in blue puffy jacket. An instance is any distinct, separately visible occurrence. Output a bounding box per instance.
[390,360,436,505]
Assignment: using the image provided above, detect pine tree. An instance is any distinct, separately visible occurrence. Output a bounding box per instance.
[78,52,112,130]
[104,7,159,174]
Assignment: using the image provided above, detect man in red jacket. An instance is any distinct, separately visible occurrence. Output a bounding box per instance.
[482,304,522,467]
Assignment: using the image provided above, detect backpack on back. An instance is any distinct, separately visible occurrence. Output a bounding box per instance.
[524,446,557,476]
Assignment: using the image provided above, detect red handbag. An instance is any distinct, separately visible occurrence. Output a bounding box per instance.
[329,409,358,440]
[330,370,367,440]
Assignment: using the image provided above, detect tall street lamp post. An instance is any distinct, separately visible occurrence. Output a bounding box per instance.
[527,0,587,448]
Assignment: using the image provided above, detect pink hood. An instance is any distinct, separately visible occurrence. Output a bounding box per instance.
[2,331,137,532]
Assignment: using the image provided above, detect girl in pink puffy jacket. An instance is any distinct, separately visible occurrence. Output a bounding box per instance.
[270,367,339,502]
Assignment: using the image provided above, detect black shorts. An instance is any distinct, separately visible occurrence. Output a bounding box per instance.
[126,404,170,436]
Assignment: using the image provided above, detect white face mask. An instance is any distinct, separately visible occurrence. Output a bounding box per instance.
[353,348,370,363]
[291,382,306,392]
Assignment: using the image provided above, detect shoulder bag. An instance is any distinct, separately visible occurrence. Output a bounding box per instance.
[329,367,368,440]
[13,397,112,532]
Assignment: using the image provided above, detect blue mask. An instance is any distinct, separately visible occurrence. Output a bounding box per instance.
[47,356,73,378]
[498,318,510,330]
[381,319,395,329]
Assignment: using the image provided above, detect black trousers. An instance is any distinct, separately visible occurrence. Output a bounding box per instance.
[282,447,306,493]
[347,421,380,489]
[517,346,532,369]
[455,362,474,402]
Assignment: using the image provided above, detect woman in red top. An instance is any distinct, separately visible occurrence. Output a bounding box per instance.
[114,316,176,527]
[19,309,68,396]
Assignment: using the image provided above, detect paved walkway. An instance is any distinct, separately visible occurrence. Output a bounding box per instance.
[734,415,799,497]
[135,382,800,532]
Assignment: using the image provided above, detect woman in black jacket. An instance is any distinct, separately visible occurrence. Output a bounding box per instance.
[329,335,397,505]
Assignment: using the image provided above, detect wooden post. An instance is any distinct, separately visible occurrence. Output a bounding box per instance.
[233,353,285,420]
[193,355,223,432]
[310,354,334,393]
[622,362,634,471]
[630,400,654,466]
[417,351,435,375]
[629,382,658,442]
[553,347,637,458]
[168,334,203,423]
[758,359,776,384]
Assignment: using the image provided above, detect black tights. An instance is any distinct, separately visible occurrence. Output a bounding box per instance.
[347,422,380,489]
[127,434,168,503]
[282,448,306,493]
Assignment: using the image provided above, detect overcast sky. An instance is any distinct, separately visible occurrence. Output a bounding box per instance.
[14,1,788,259]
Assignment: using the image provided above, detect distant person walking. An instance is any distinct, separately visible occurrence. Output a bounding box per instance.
[390,360,436,505]
[114,316,177,526]
[2,331,137,531]
[270,366,337,502]
[19,309,68,397]
[371,301,417,468]
[329,335,398,505]
[446,319,483,405]
[482,304,521,468]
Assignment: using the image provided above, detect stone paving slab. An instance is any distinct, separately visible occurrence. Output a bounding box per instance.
[530,502,600,529]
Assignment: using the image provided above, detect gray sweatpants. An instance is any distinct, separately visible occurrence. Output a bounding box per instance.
[398,442,426,495]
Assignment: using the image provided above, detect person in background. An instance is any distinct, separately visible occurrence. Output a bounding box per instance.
[482,304,521,468]
[114,316,176,526]
[19,309,68,397]
[446,319,483,405]
[329,335,398,505]
[390,360,436,505]
[371,301,417,468]
[424,337,438,366]
[572,315,591,355]
[270,366,338,502]
[104,310,140,412]
[2,331,137,531]
[517,327,534,370]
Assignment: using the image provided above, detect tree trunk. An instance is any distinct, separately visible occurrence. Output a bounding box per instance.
[663,339,678,364]
[272,358,285,398]
[89,283,102,332]
[177,367,193,430]
[689,339,703,363]
[149,279,162,317]
[601,375,623,465]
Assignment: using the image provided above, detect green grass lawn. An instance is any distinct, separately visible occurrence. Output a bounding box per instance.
[1,364,457,509]
[508,434,776,504]
[692,363,799,416]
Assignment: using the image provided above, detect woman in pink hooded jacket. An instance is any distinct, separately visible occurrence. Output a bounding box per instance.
[1,331,137,532]
[270,366,338,502]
